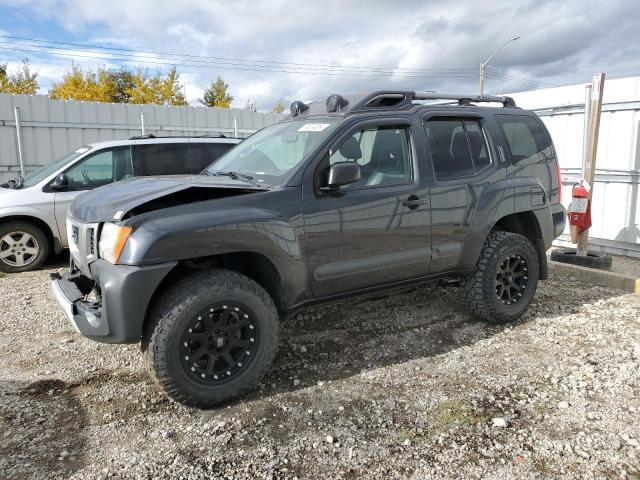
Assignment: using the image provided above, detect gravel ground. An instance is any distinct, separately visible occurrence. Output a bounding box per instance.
[1,257,639,480]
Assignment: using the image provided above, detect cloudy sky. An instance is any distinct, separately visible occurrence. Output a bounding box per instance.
[0,0,638,110]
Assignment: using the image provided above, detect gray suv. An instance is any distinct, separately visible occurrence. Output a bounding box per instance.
[0,136,240,272]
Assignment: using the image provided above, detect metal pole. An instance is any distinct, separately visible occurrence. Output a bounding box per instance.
[233,117,238,138]
[13,106,25,176]
[581,85,592,179]
[140,112,145,136]
[499,66,502,95]
[479,63,484,96]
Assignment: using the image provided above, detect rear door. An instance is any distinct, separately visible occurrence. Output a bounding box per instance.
[423,113,502,272]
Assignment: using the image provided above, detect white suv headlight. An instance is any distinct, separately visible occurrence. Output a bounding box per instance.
[98,223,132,264]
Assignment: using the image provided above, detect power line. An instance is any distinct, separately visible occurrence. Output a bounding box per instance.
[0,35,476,75]
[483,65,559,88]
[0,43,482,79]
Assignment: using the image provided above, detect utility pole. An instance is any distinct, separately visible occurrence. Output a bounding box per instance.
[576,73,605,257]
[479,36,520,96]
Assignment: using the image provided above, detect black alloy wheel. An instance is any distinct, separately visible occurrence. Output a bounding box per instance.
[180,303,259,384]
[495,253,529,305]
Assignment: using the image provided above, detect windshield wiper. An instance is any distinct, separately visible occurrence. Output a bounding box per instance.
[207,170,262,187]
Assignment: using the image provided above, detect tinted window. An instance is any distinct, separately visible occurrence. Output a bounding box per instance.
[137,143,190,176]
[425,119,473,180]
[495,115,551,163]
[464,120,490,170]
[64,147,133,190]
[329,125,412,188]
[187,144,211,174]
[425,118,491,181]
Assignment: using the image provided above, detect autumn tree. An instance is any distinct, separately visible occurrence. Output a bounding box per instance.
[271,101,284,114]
[49,64,185,106]
[49,64,119,102]
[200,76,233,108]
[0,60,38,95]
[125,67,186,106]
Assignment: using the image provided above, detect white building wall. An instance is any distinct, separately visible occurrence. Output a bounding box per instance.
[510,76,640,256]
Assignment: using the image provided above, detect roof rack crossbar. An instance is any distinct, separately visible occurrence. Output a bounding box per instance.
[413,92,516,108]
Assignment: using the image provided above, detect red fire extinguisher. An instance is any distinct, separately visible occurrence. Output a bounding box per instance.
[569,182,592,243]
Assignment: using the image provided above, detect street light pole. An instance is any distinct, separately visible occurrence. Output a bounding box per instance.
[479,36,520,96]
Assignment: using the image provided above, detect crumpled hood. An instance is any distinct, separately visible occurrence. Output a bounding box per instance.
[69,175,268,223]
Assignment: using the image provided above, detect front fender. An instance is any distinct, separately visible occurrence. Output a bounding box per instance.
[119,199,307,307]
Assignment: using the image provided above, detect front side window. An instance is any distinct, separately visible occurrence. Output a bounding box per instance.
[495,115,551,163]
[64,147,133,190]
[425,118,491,181]
[329,125,413,188]
[21,146,91,188]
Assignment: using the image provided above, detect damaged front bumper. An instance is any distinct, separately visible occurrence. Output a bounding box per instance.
[51,260,177,343]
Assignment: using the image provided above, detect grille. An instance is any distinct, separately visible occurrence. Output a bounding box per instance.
[71,225,79,247]
[66,218,99,277]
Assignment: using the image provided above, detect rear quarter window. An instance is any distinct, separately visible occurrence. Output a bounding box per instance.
[495,114,552,164]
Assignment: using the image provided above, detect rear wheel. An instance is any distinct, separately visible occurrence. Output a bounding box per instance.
[463,231,539,324]
[0,221,49,273]
[144,269,279,408]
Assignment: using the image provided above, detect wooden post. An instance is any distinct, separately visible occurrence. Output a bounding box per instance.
[576,73,605,257]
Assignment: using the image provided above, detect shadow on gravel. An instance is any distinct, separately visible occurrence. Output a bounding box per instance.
[242,281,621,403]
[0,378,88,479]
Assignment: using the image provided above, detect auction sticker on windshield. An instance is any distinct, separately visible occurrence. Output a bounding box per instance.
[298,123,331,132]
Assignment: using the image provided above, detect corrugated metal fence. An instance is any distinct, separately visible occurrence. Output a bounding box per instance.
[533,101,640,257]
[0,93,285,183]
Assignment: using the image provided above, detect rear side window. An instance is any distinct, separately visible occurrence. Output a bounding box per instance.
[424,118,491,181]
[495,115,551,163]
[186,144,211,174]
[137,143,190,176]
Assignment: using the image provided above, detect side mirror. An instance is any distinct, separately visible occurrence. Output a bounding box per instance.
[321,162,361,192]
[51,173,69,190]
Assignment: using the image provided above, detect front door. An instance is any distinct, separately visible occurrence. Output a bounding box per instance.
[303,120,431,298]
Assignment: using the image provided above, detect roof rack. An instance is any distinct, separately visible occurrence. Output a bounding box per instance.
[413,92,516,108]
[289,90,517,117]
[128,133,229,140]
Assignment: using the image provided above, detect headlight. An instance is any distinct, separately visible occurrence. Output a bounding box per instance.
[98,223,132,264]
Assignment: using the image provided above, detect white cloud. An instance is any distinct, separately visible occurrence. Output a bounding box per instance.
[0,0,639,110]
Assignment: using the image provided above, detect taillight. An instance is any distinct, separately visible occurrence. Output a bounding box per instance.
[555,161,562,203]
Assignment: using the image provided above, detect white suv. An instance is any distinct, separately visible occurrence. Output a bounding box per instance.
[0,136,240,272]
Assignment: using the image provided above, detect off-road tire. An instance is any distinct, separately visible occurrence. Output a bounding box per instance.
[0,221,50,273]
[143,269,279,408]
[463,231,539,324]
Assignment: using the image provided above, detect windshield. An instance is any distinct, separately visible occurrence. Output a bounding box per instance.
[21,146,92,188]
[206,118,340,186]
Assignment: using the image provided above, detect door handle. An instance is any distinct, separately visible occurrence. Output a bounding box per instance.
[402,195,428,210]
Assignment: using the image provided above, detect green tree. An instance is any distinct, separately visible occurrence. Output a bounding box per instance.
[200,76,233,108]
[0,59,38,95]
[271,101,284,114]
